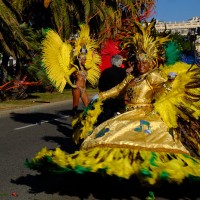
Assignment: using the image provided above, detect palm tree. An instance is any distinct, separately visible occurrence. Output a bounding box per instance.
[12,0,156,41]
[0,0,41,100]
[0,0,39,82]
[12,0,85,39]
[88,0,156,42]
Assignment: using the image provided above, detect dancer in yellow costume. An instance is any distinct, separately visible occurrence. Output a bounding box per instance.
[41,24,101,114]
[26,20,200,185]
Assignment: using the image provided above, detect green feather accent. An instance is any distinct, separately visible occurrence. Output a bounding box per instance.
[160,171,170,180]
[140,168,152,177]
[74,165,91,174]
[82,99,97,117]
[150,152,158,167]
[146,191,155,200]
[164,41,182,66]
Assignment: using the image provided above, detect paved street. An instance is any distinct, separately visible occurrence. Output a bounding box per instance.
[0,100,200,200]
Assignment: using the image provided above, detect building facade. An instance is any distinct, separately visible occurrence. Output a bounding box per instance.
[155,17,200,54]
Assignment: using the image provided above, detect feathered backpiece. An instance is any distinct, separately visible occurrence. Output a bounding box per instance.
[164,41,182,66]
[41,24,101,92]
[42,30,76,92]
[99,39,121,72]
[180,51,200,66]
[154,62,200,157]
[164,40,200,67]
[155,62,200,128]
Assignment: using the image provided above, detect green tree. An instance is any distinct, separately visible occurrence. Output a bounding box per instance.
[0,0,41,100]
[12,0,156,40]
[0,0,39,82]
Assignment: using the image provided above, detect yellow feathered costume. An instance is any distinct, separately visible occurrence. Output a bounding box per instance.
[26,20,200,186]
[41,24,101,92]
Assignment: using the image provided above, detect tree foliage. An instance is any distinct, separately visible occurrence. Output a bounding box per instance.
[11,0,156,40]
[0,0,156,99]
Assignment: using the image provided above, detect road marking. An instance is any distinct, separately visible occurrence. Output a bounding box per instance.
[14,115,70,130]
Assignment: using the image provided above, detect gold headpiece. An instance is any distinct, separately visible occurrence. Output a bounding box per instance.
[123,19,170,68]
[73,24,101,86]
[137,53,151,62]
[135,19,170,67]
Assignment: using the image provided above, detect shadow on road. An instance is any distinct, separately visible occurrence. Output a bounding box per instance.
[9,109,81,125]
[11,172,200,199]
[9,111,79,153]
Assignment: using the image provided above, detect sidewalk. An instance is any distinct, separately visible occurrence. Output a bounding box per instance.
[0,93,97,117]
[0,99,72,118]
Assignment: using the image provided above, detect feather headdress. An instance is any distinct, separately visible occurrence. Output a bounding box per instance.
[122,19,170,68]
[73,24,101,86]
[99,39,121,72]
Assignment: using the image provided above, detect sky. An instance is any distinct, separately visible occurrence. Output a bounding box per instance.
[153,0,200,22]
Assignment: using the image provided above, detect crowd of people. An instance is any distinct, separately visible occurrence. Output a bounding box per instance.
[26,19,200,188]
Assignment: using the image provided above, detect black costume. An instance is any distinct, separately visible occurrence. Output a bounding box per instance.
[97,63,126,124]
[98,65,126,92]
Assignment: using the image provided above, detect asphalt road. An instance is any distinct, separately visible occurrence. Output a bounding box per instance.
[0,100,200,200]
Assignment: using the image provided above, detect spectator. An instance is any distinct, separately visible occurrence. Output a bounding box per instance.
[97,54,127,124]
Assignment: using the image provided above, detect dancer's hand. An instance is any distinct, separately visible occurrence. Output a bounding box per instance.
[91,93,99,102]
[72,84,77,88]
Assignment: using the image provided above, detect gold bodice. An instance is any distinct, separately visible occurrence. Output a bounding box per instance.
[126,71,166,103]
[99,70,167,110]
[125,70,167,110]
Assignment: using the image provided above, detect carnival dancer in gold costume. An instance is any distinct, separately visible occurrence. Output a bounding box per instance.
[26,20,200,186]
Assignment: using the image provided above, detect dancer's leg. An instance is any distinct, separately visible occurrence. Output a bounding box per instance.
[72,88,81,116]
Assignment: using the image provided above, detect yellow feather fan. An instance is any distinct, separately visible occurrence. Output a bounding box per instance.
[84,50,101,87]
[42,30,76,92]
[154,62,200,128]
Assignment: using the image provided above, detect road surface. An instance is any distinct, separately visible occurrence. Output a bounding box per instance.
[0,100,199,200]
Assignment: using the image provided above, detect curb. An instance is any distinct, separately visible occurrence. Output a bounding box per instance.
[0,100,72,118]
[0,94,97,118]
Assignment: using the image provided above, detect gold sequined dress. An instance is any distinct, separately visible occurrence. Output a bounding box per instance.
[27,68,200,185]
[81,70,189,155]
